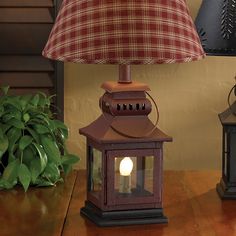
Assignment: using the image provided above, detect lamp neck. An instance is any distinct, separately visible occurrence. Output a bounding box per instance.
[118,65,131,84]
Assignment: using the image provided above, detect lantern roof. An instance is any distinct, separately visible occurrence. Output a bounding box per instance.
[219,102,236,126]
[79,114,172,144]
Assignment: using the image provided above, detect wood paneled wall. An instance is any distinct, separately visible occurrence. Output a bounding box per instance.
[0,0,64,120]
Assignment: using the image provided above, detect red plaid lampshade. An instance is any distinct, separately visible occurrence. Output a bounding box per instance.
[43,0,205,64]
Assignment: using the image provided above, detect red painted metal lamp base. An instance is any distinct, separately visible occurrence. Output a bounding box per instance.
[79,64,172,227]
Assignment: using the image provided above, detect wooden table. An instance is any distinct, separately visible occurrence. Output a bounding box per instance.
[1,170,236,236]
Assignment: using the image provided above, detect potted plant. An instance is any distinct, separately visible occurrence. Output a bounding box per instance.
[0,86,79,191]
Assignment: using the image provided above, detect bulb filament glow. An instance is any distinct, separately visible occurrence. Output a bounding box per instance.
[119,157,133,176]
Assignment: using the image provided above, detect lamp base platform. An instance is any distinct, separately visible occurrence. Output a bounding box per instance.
[216,178,236,199]
[80,201,168,227]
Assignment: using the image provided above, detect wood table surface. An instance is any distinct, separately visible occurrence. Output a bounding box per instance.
[1,170,236,236]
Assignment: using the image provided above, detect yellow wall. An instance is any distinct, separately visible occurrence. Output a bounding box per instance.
[64,0,236,170]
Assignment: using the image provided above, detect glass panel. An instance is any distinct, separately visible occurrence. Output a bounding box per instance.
[144,156,154,194]
[114,156,154,198]
[89,148,102,198]
[230,132,236,182]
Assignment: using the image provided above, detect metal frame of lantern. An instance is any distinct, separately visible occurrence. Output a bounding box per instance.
[79,69,172,226]
[217,101,236,199]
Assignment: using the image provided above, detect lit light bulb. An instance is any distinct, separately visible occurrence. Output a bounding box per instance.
[119,157,133,176]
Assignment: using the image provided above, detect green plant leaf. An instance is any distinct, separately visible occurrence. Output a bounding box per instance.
[3,98,21,111]
[0,106,4,117]
[8,118,25,129]
[38,92,47,108]
[0,123,12,134]
[8,153,16,163]
[7,128,21,153]
[23,113,30,123]
[55,131,66,148]
[61,154,79,175]
[2,159,19,184]
[25,127,40,144]
[22,146,34,167]
[2,113,15,123]
[35,117,50,127]
[33,124,50,134]
[52,120,69,139]
[62,164,72,175]
[0,179,15,190]
[61,154,79,165]
[19,94,32,110]
[0,126,3,139]
[0,135,9,160]
[52,119,68,130]
[18,164,31,192]
[15,148,21,159]
[30,94,39,107]
[2,110,21,122]
[43,163,60,183]
[35,178,55,187]
[19,135,33,151]
[32,143,47,172]
[41,137,61,165]
[30,159,42,183]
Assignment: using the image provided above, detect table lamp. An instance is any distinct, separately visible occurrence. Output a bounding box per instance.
[195,0,236,199]
[43,0,205,226]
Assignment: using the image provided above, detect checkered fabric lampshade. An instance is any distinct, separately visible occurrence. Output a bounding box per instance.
[43,0,205,64]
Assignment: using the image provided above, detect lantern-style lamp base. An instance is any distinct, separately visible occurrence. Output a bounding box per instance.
[81,201,168,227]
[80,79,172,227]
[216,180,236,200]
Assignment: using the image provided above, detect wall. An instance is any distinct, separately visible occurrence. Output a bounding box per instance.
[64,0,236,170]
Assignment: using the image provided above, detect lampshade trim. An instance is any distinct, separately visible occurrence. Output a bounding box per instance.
[44,54,205,65]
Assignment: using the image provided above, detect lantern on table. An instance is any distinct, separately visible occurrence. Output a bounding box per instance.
[78,88,172,226]
[43,0,205,226]
[195,0,236,199]
[217,97,236,199]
